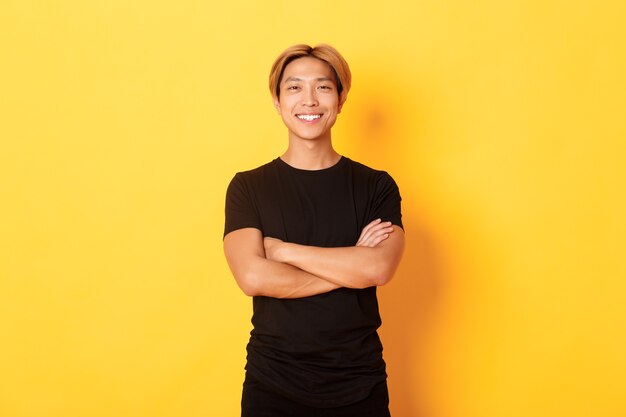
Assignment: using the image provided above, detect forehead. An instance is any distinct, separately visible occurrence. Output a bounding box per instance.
[281,56,336,83]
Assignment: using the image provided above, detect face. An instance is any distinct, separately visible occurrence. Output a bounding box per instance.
[273,56,345,143]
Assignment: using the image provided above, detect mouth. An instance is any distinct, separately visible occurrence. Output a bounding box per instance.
[296,114,322,122]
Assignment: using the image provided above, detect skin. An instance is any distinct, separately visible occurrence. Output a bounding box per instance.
[223,56,405,298]
[264,220,404,289]
[273,56,344,170]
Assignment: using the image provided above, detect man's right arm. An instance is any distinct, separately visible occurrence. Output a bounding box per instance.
[223,227,341,299]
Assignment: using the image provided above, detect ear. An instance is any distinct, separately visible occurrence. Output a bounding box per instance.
[273,98,281,114]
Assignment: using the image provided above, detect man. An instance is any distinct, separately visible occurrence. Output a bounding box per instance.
[223,44,405,417]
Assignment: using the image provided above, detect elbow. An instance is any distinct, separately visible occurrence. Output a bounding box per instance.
[366,245,404,287]
[370,273,393,287]
[236,269,261,297]
[343,260,391,289]
[374,276,393,287]
[367,264,396,287]
[240,283,257,297]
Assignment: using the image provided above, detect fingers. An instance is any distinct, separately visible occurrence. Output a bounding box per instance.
[357,226,393,247]
[356,219,395,247]
[360,218,383,236]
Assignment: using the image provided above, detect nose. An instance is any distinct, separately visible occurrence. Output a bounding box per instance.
[301,86,318,106]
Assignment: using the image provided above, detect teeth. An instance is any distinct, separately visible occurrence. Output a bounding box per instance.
[297,114,321,121]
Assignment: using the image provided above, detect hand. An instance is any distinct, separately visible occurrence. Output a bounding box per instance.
[263,237,284,261]
[356,219,394,247]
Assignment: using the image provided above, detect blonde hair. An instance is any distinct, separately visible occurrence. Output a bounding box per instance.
[269,44,352,102]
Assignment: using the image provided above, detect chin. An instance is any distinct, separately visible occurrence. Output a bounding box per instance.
[294,132,329,141]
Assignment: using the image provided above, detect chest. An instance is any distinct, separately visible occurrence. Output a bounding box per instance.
[255,169,363,247]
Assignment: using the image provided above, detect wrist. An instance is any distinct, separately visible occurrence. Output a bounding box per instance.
[275,241,294,263]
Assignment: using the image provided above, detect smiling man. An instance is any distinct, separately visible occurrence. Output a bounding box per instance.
[223,44,405,417]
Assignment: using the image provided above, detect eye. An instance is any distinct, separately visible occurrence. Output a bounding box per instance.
[318,85,333,90]
[286,85,300,91]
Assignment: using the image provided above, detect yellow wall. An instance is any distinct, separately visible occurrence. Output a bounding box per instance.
[1,1,625,416]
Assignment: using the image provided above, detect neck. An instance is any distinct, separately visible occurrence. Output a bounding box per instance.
[281,133,341,170]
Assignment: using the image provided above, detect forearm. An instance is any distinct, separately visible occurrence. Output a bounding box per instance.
[232,255,341,299]
[224,228,341,299]
[274,244,396,289]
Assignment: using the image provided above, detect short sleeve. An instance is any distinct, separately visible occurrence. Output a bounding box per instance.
[372,172,403,230]
[223,173,262,238]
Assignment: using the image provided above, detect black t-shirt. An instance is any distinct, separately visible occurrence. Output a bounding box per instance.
[223,156,403,408]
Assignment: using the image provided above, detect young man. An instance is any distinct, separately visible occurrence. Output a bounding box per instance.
[223,44,405,417]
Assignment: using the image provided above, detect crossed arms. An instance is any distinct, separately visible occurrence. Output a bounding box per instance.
[223,219,405,299]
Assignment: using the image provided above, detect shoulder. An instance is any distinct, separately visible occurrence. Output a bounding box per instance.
[233,159,278,179]
[224,161,278,235]
[344,157,399,188]
[228,159,279,188]
[225,159,281,205]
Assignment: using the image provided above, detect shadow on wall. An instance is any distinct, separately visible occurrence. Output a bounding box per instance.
[379,218,444,417]
[347,71,445,417]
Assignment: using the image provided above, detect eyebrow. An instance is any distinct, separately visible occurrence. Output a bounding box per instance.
[283,76,334,83]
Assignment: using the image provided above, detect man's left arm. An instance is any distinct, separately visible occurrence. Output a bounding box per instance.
[264,224,405,289]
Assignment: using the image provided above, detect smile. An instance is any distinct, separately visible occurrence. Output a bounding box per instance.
[296,114,322,121]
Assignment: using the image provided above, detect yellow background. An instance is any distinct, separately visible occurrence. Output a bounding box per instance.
[1,1,625,416]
